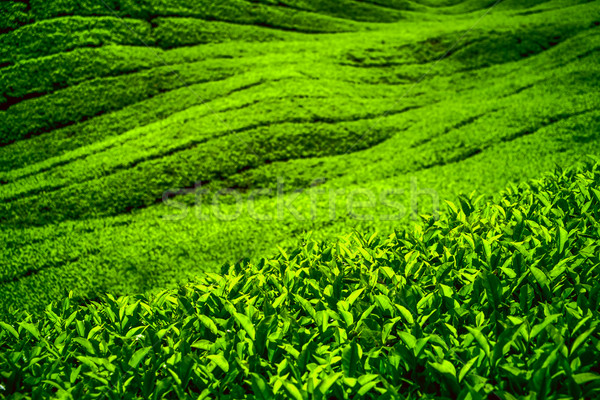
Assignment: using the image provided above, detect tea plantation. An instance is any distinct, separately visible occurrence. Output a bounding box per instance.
[1,0,600,398]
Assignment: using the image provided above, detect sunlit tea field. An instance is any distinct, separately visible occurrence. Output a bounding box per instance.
[1,0,599,398]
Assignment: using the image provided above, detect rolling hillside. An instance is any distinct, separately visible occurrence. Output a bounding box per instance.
[1,0,599,317]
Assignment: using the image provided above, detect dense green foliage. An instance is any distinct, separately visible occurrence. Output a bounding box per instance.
[1,161,600,399]
[1,0,599,316]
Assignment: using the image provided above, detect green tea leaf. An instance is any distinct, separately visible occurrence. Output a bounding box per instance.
[19,322,40,340]
[73,337,95,355]
[0,321,19,339]
[557,227,569,255]
[347,288,365,306]
[573,373,600,385]
[571,326,596,356]
[342,342,360,377]
[234,313,256,341]
[207,354,229,373]
[430,360,457,379]
[374,294,393,316]
[396,305,414,325]
[466,327,490,359]
[530,314,561,340]
[129,346,152,368]
[458,356,479,383]
[251,373,272,400]
[199,315,219,335]
[282,379,304,400]
[318,372,342,396]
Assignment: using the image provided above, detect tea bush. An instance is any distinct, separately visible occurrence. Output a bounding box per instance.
[1,161,599,399]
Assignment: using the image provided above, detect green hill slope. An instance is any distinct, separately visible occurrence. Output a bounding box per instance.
[0,0,599,314]
[1,161,599,399]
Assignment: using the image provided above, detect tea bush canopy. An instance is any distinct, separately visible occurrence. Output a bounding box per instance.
[0,0,599,316]
[1,161,600,399]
